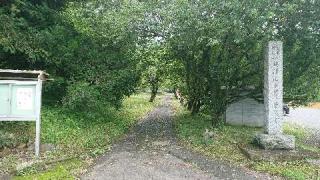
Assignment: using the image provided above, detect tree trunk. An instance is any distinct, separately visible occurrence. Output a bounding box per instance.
[148,74,159,102]
[187,99,193,111]
[211,113,220,127]
[211,104,227,127]
[173,88,178,99]
[149,92,157,102]
[149,83,158,102]
[191,100,201,115]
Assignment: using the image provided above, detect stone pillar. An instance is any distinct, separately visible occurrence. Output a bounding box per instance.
[254,41,295,150]
[264,41,283,134]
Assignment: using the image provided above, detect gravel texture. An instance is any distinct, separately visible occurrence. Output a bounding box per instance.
[81,95,276,180]
[284,107,320,147]
[284,107,320,130]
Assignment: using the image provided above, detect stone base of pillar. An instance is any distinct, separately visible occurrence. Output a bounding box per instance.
[254,133,295,150]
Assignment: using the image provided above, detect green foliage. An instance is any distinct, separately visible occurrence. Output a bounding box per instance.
[0,123,31,149]
[1,0,319,124]
[136,43,172,101]
[0,131,16,149]
[0,1,319,178]
[41,93,159,152]
[62,81,101,112]
[0,0,144,108]
[174,100,320,179]
[14,162,77,180]
[175,107,257,162]
[152,0,320,125]
[253,161,318,180]
[283,123,307,140]
[0,93,160,177]
[162,0,268,119]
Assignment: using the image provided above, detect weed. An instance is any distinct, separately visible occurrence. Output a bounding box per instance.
[173,98,320,180]
[0,93,160,178]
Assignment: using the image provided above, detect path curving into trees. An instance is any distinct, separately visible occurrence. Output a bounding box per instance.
[81,94,277,180]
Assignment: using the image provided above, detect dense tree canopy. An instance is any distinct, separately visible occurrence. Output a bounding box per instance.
[0,0,319,125]
[0,0,144,109]
[162,0,320,125]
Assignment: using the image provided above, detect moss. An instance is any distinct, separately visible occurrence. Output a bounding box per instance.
[14,165,73,180]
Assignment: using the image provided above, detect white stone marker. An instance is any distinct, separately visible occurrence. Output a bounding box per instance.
[255,41,295,150]
[264,41,283,134]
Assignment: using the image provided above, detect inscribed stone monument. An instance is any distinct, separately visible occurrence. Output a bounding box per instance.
[254,41,295,150]
[264,41,284,134]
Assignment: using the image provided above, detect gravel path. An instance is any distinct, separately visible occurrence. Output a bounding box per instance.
[81,95,275,180]
[284,107,320,147]
[284,107,320,130]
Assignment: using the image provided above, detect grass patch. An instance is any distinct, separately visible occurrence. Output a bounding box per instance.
[14,159,82,180]
[173,99,320,180]
[283,123,307,140]
[174,106,258,164]
[14,166,73,180]
[0,93,161,178]
[253,161,319,180]
[283,123,320,154]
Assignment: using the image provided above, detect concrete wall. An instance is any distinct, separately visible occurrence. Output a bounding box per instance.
[226,98,264,127]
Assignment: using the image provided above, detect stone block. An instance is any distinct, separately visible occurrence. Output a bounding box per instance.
[254,133,295,150]
[226,98,264,127]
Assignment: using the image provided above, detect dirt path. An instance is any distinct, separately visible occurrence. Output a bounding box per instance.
[81,95,274,180]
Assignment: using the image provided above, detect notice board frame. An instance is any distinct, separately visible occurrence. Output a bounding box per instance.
[0,70,47,156]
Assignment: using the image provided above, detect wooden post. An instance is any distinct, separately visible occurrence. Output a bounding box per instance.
[35,78,43,157]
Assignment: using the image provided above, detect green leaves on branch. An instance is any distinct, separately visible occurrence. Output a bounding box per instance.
[0,0,319,119]
[158,0,320,125]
